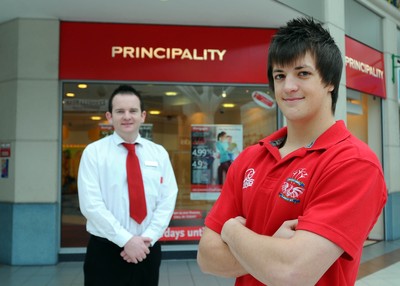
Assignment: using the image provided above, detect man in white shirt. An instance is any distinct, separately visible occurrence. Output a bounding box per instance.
[78,85,178,286]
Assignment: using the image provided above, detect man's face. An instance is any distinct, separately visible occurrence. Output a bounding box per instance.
[105,93,146,141]
[271,52,334,124]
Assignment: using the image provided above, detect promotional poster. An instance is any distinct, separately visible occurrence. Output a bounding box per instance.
[190,124,243,200]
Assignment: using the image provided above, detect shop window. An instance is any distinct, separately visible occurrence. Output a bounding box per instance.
[346,90,382,149]
[346,90,384,241]
[347,91,368,142]
[61,82,277,248]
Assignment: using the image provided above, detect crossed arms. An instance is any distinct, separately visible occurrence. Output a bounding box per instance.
[197,217,343,286]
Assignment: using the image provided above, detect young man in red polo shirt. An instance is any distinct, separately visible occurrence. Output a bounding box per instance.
[197,17,387,286]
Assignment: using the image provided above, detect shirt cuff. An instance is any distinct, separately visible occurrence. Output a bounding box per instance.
[141,230,160,247]
[112,230,133,248]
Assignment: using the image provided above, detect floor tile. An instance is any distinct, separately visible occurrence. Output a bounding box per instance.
[1,239,400,286]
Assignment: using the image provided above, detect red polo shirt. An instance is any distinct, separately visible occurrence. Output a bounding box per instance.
[205,120,387,286]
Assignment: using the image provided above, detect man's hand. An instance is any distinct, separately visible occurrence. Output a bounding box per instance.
[221,216,246,243]
[120,236,152,264]
[273,219,298,239]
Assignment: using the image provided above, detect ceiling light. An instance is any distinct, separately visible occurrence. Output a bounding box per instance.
[78,84,88,89]
[149,110,161,115]
[66,92,75,97]
[165,91,177,96]
[222,103,235,108]
[91,116,102,120]
[221,90,227,98]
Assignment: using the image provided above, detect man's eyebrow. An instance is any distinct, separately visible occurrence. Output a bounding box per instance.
[272,68,284,73]
[272,65,314,72]
[294,63,315,70]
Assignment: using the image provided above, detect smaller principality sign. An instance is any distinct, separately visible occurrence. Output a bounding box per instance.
[345,36,386,99]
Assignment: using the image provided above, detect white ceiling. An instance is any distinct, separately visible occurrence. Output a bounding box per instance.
[0,0,302,28]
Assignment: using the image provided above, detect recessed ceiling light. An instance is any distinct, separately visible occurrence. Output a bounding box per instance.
[149,110,161,115]
[165,91,177,96]
[66,92,75,97]
[78,84,88,89]
[91,116,102,120]
[222,103,235,108]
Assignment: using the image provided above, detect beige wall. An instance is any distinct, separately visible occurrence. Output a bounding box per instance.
[0,18,60,203]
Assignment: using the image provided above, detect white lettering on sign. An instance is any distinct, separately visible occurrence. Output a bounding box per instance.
[163,228,186,240]
[111,46,227,61]
[345,56,384,79]
[161,226,205,241]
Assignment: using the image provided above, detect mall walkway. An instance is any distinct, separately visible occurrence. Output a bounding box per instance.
[1,239,400,285]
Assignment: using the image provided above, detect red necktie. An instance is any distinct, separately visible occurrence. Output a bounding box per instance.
[122,143,147,223]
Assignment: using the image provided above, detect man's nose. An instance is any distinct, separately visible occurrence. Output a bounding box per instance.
[122,111,130,118]
[283,75,299,93]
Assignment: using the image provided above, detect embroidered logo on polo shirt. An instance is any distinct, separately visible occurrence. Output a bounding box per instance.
[243,168,255,189]
[279,168,308,204]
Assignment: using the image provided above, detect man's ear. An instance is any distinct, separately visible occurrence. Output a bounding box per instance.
[141,110,147,124]
[105,111,112,124]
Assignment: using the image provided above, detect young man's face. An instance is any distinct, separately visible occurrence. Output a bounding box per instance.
[272,52,334,124]
[105,93,146,141]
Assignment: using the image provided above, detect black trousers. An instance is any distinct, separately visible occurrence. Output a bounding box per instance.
[217,160,232,184]
[84,235,161,286]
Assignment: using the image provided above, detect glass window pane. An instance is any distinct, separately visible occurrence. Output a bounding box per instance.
[61,82,277,247]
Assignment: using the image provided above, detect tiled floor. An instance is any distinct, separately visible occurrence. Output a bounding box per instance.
[1,239,400,286]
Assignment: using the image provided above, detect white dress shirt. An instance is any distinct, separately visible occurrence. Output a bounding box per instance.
[78,132,178,247]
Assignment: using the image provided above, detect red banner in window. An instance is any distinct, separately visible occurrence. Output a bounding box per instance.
[59,22,276,84]
[160,226,204,241]
[345,36,386,99]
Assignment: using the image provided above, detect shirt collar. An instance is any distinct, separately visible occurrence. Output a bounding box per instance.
[310,120,350,150]
[111,132,143,146]
[259,120,351,151]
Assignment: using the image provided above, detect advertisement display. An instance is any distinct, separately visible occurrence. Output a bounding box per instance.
[160,210,204,242]
[190,124,243,200]
[0,143,11,179]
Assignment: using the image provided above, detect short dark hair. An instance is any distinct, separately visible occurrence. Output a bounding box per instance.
[217,131,227,140]
[267,17,343,114]
[108,85,144,112]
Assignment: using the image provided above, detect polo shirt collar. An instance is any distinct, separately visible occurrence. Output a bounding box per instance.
[259,120,351,151]
[310,120,350,150]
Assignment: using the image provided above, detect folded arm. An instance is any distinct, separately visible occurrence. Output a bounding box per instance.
[197,218,298,278]
[221,217,343,285]
[197,226,247,278]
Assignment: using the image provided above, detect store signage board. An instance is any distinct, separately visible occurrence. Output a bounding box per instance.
[345,36,386,99]
[59,22,276,84]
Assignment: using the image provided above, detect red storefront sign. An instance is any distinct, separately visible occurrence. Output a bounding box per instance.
[59,22,276,84]
[345,36,386,99]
